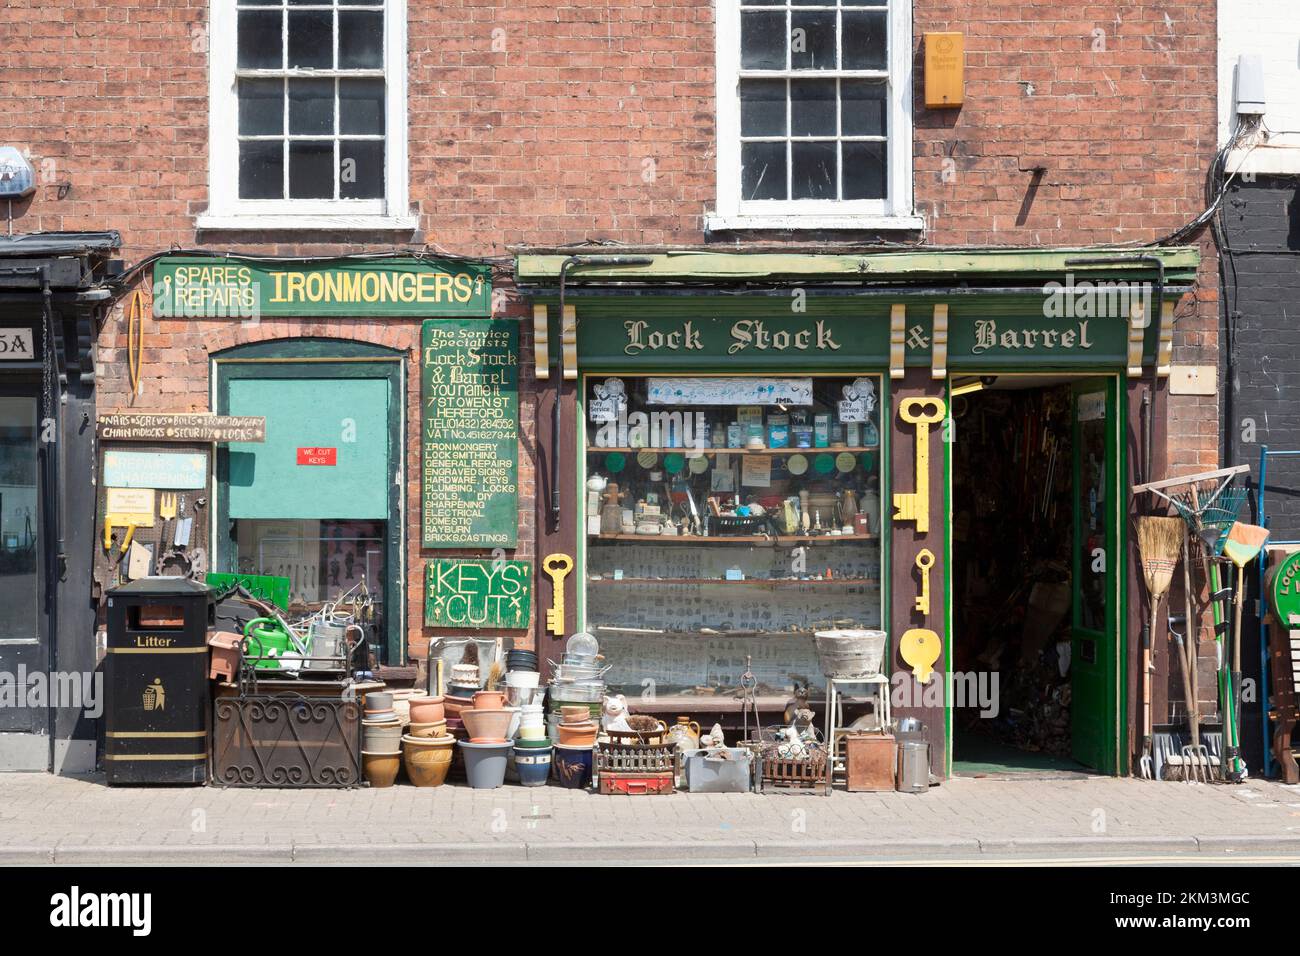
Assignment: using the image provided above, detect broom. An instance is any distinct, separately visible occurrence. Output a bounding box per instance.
[1137,516,1184,773]
[1223,521,1271,780]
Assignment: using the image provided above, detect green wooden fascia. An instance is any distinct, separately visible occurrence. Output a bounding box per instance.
[515,247,1201,286]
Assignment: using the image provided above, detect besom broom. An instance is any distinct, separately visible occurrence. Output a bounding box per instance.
[1137,515,1185,777]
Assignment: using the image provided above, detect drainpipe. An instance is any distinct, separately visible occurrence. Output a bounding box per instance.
[552,256,654,528]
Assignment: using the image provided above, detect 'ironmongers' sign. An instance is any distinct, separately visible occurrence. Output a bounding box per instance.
[97,413,266,443]
[152,256,492,318]
[425,559,532,629]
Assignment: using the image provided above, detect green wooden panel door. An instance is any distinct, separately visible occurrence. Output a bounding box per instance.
[227,377,390,519]
[1070,378,1121,773]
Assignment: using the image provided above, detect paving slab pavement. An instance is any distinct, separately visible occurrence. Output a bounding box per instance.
[4,772,1300,864]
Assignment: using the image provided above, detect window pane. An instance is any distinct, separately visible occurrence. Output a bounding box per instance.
[289,140,335,199]
[843,140,886,199]
[842,10,887,70]
[238,78,283,136]
[841,79,887,136]
[339,78,386,134]
[791,141,836,199]
[740,79,786,137]
[790,11,835,70]
[339,11,384,69]
[741,12,786,70]
[288,10,333,69]
[241,0,279,6]
[0,399,38,643]
[237,10,283,69]
[790,78,836,136]
[339,140,385,199]
[239,141,284,199]
[289,78,334,135]
[741,142,786,200]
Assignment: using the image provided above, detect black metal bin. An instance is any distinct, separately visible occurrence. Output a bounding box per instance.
[104,578,213,785]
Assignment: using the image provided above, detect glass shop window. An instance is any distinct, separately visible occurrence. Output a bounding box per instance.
[231,518,385,613]
[235,0,387,202]
[583,374,884,702]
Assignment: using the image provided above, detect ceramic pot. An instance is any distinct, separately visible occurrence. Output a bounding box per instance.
[505,670,540,689]
[364,691,394,712]
[552,743,594,789]
[517,722,548,741]
[408,719,448,739]
[402,734,455,787]
[443,694,474,720]
[557,721,599,747]
[513,744,553,787]
[362,720,403,754]
[561,705,590,723]
[472,690,508,710]
[461,707,514,743]
[407,695,445,723]
[362,750,401,788]
[459,740,511,789]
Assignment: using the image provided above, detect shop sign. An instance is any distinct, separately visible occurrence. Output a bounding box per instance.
[152,256,492,319]
[1270,551,1300,626]
[97,413,266,443]
[296,446,337,466]
[102,450,208,489]
[0,328,34,359]
[421,319,520,548]
[424,558,532,629]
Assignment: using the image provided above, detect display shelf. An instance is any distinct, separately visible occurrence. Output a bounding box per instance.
[588,533,876,544]
[588,576,880,588]
[587,446,879,456]
[630,695,800,713]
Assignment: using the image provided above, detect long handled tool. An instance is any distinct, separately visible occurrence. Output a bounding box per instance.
[1223,521,1271,781]
[1137,516,1184,778]
[1167,614,1210,782]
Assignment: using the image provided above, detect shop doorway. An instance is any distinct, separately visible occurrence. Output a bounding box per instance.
[950,374,1122,775]
[0,387,46,745]
[214,341,405,665]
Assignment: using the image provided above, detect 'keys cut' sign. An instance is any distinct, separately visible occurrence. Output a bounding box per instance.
[296,447,337,466]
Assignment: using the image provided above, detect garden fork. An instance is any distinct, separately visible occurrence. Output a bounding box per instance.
[155,493,177,573]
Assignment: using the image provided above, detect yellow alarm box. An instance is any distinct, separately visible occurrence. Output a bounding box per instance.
[924,32,964,108]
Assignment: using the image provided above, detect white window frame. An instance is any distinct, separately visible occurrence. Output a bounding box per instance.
[200,0,414,231]
[708,0,919,231]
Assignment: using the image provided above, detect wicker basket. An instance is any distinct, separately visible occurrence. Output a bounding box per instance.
[814,629,887,678]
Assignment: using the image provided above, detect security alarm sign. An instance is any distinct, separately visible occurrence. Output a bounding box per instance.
[296,447,337,466]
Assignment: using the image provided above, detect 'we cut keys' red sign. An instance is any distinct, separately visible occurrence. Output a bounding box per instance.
[296,447,337,466]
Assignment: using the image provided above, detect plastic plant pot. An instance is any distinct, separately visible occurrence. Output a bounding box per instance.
[459,740,512,789]
[513,744,553,787]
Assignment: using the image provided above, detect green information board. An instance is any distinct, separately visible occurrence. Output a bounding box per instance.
[1270,551,1300,626]
[421,319,519,548]
[153,256,492,318]
[425,559,532,629]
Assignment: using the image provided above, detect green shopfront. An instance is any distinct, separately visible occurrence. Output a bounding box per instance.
[517,248,1198,778]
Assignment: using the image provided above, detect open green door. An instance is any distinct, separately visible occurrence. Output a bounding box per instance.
[1070,378,1122,773]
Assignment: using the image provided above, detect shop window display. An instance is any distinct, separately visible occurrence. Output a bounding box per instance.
[583,374,883,702]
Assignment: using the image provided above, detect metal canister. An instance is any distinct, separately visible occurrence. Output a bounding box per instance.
[896,739,930,794]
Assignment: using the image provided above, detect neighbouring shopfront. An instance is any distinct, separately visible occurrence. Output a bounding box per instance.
[0,232,120,773]
[517,248,1199,779]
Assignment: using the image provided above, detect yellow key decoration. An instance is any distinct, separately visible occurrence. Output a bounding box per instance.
[900,628,942,684]
[893,397,946,534]
[542,553,574,636]
[914,548,934,617]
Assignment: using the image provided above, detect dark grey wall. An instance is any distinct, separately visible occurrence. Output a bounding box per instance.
[1220,174,1300,774]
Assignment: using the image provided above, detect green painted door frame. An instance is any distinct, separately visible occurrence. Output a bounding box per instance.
[944,372,1127,776]
[212,339,407,664]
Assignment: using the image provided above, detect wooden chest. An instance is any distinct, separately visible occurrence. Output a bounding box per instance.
[845,733,897,792]
[598,770,676,795]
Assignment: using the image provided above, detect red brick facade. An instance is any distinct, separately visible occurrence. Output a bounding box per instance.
[0,0,1221,658]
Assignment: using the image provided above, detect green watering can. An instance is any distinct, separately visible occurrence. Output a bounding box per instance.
[243,617,296,670]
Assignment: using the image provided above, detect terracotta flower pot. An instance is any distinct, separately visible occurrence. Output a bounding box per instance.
[557,721,599,747]
[472,690,507,710]
[408,695,445,723]
[408,719,448,739]
[402,734,455,787]
[561,705,590,723]
[362,751,401,788]
[443,694,473,720]
[461,707,514,743]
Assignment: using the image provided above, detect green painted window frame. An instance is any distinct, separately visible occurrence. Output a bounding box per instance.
[212,338,407,664]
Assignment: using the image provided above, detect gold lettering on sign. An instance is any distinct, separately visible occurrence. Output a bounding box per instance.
[972,319,1093,355]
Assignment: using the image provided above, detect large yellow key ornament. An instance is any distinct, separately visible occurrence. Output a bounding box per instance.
[900,628,942,684]
[893,397,946,534]
[542,553,574,636]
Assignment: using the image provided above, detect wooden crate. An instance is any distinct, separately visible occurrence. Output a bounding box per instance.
[844,733,896,792]
[760,750,830,794]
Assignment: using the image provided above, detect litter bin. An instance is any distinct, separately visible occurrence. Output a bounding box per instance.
[105,578,214,785]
